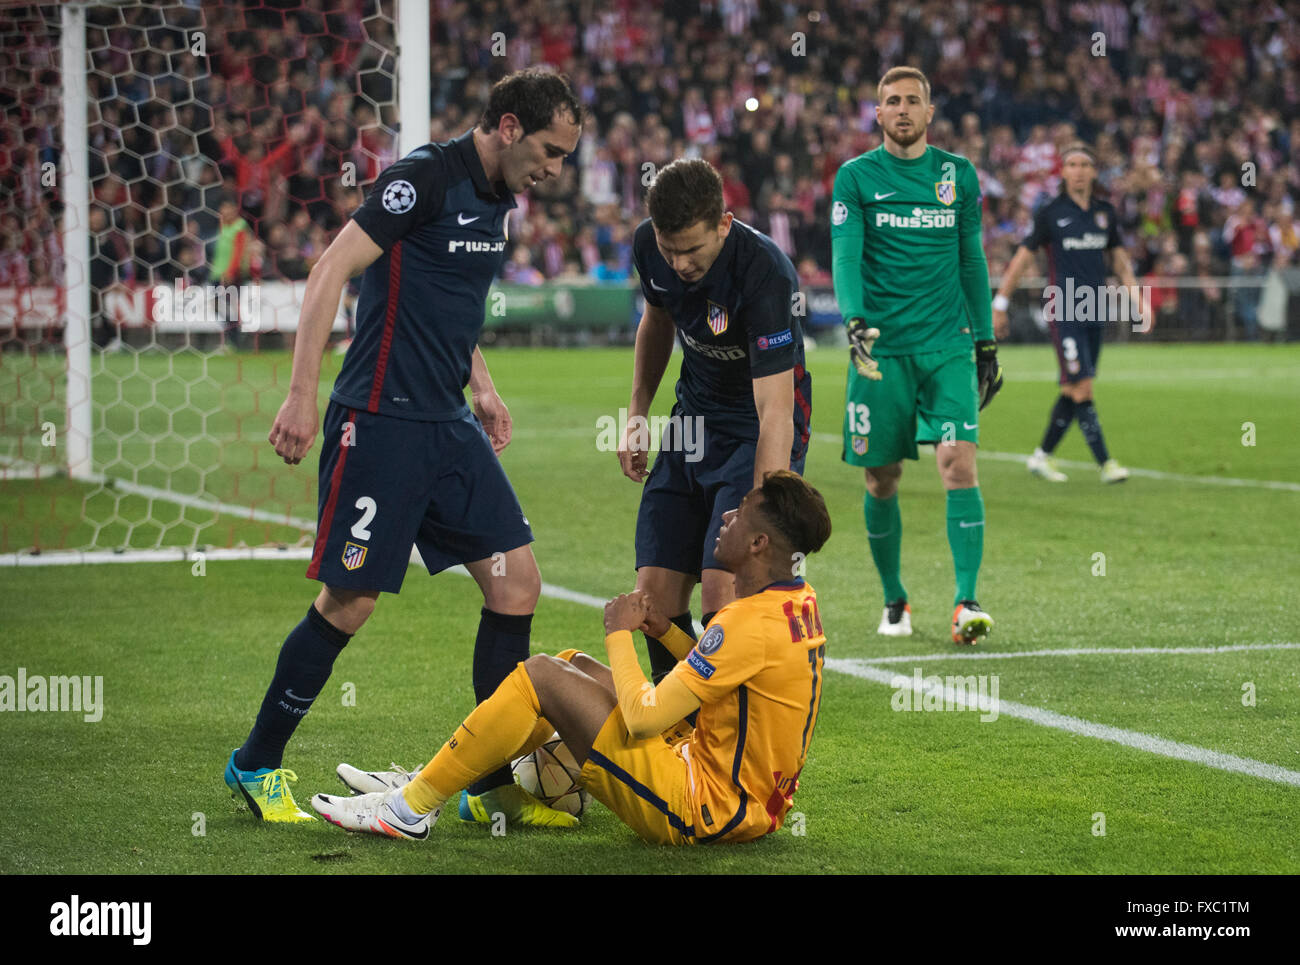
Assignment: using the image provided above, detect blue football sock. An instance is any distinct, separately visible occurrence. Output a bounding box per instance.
[1040,395,1076,454]
[466,607,532,795]
[236,604,351,772]
[1075,400,1110,465]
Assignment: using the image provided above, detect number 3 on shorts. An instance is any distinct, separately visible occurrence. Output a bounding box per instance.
[846,402,871,435]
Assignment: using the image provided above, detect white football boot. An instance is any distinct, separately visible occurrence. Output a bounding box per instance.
[877,599,913,636]
[311,788,437,840]
[1027,448,1068,482]
[1100,459,1130,484]
[336,761,423,795]
[951,601,993,646]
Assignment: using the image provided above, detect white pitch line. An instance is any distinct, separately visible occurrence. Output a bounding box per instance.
[810,433,1300,492]
[858,643,1300,664]
[975,367,1300,384]
[2,546,315,567]
[827,657,1300,788]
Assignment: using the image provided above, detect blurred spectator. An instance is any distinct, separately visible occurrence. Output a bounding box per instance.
[1222,198,1270,339]
[1179,232,1227,338]
[591,244,630,282]
[503,247,546,286]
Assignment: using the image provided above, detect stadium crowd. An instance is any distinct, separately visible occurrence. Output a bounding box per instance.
[1,0,1298,338]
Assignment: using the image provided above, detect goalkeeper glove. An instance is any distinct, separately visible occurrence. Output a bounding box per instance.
[975,339,1003,410]
[846,318,883,381]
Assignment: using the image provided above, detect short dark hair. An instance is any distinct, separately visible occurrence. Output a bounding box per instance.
[755,470,832,556]
[479,68,581,135]
[646,158,724,235]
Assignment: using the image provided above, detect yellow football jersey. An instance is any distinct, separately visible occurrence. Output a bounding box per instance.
[668,579,826,843]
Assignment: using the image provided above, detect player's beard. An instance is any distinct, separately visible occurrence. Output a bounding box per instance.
[886,119,926,148]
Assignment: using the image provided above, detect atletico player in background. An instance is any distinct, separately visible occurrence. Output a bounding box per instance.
[831,66,1001,645]
[994,143,1137,484]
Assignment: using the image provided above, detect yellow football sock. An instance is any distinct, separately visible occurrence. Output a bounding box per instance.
[403,663,543,815]
[496,650,586,763]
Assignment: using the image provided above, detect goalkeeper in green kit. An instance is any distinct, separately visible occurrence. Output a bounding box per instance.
[831,67,1002,645]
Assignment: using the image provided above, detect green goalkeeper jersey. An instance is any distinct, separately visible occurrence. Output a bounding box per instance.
[830,145,993,356]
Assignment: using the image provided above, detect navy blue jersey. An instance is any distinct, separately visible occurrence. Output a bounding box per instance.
[331,130,516,421]
[1022,194,1122,320]
[632,218,811,450]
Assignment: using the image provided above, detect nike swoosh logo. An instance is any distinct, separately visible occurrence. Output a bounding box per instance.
[378,816,429,840]
[1056,218,1072,227]
[649,279,667,291]
[963,422,978,430]
[958,521,984,528]
[874,191,897,200]
[866,530,893,539]
[284,689,313,703]
[457,213,480,225]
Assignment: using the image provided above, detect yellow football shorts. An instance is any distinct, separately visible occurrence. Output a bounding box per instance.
[579,709,696,845]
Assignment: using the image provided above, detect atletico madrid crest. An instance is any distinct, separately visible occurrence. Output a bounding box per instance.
[935,181,956,206]
[342,541,368,571]
[707,300,729,335]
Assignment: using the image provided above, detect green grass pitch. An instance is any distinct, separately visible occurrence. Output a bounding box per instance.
[1,342,1298,873]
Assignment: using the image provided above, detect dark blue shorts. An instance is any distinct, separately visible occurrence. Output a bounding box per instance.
[307,401,534,593]
[635,418,807,575]
[1051,322,1103,384]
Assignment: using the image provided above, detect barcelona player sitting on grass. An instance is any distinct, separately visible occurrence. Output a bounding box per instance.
[312,470,831,845]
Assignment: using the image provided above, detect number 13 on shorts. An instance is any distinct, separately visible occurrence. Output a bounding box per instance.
[846,401,870,456]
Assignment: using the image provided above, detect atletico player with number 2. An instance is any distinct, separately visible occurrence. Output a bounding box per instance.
[223,70,582,827]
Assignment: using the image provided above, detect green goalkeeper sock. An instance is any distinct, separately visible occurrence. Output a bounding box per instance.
[864,491,906,604]
[946,486,984,606]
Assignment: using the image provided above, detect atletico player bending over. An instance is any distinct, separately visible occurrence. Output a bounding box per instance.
[312,470,830,845]
[223,70,582,826]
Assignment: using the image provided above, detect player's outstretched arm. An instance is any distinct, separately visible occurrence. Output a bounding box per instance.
[619,301,676,482]
[269,220,382,465]
[752,370,796,487]
[992,245,1036,339]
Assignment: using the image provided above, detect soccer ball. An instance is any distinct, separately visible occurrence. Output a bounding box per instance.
[511,733,590,817]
